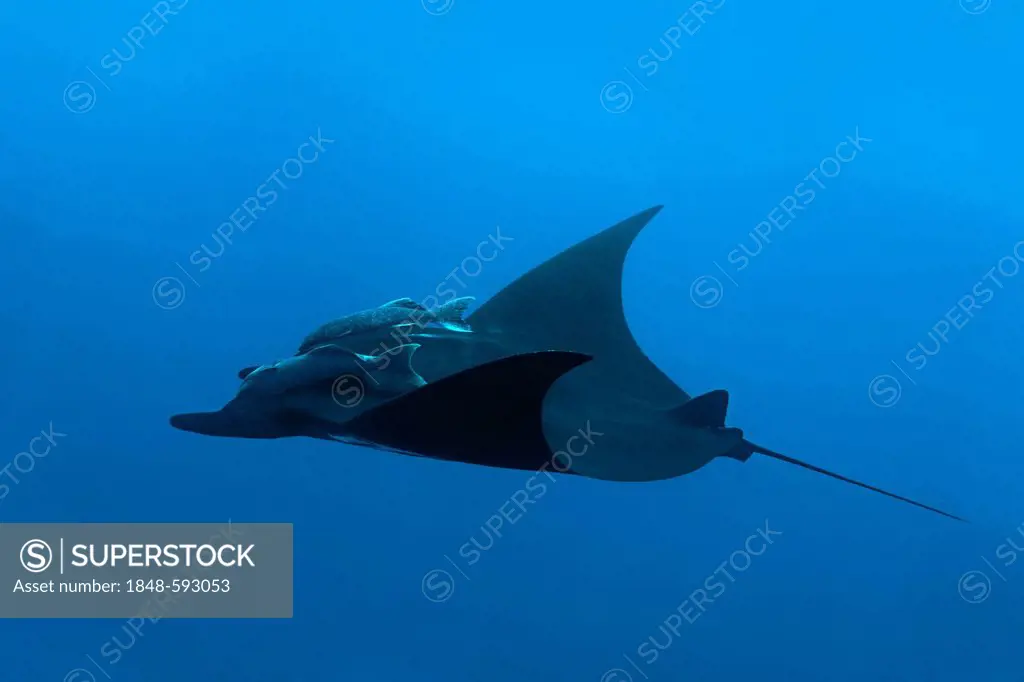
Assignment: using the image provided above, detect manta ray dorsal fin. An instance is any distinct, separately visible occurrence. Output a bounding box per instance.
[466,206,686,406]
[238,365,260,380]
[669,390,729,428]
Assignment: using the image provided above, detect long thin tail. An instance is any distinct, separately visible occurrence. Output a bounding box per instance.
[736,440,965,522]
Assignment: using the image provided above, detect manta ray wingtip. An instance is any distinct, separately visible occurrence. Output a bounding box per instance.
[635,205,664,219]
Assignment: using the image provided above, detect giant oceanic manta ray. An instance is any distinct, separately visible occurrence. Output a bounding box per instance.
[170,206,964,522]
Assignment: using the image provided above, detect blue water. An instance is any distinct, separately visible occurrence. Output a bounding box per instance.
[3,0,1024,679]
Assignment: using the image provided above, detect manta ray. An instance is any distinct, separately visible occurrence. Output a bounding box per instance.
[170,206,964,522]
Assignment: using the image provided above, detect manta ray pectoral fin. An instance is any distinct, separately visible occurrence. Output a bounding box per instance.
[669,390,729,428]
[730,440,966,522]
[343,351,592,470]
[466,206,684,405]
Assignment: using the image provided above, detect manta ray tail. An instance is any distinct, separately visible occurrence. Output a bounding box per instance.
[729,440,966,522]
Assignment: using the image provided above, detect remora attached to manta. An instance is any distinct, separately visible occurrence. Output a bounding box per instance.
[170,206,964,522]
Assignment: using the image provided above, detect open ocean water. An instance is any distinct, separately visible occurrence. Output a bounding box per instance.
[2,0,1023,680]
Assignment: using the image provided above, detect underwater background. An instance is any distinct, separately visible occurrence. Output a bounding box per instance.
[2,0,1024,679]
